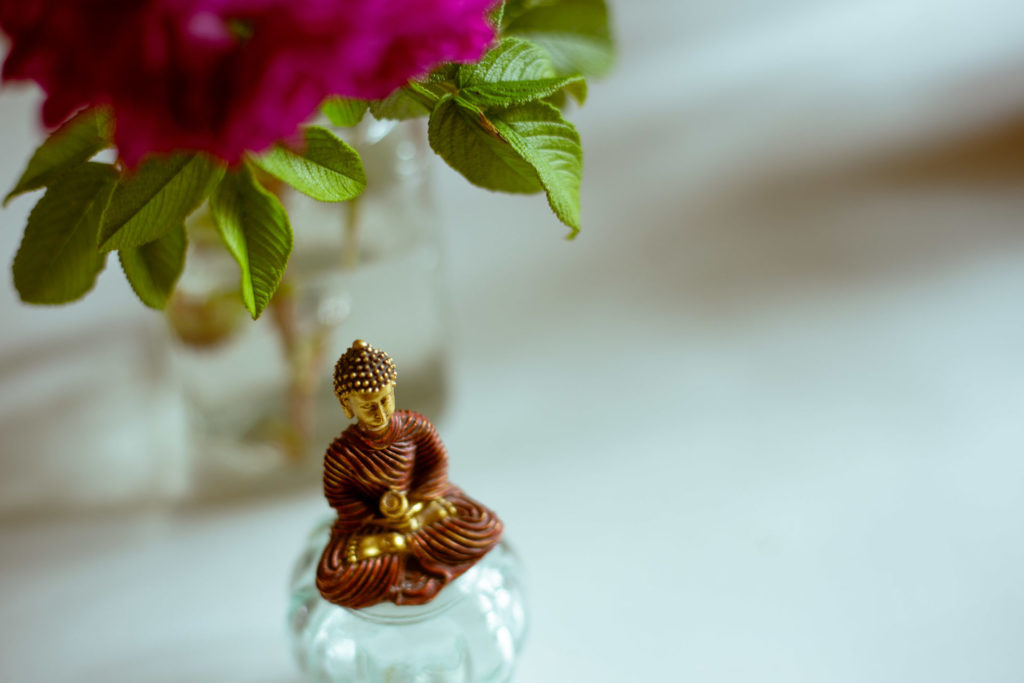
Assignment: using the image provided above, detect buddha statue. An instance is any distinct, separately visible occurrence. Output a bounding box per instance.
[316,339,504,609]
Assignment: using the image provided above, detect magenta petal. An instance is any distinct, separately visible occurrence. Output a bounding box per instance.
[0,0,498,164]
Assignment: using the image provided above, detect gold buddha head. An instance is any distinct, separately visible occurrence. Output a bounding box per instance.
[333,339,398,433]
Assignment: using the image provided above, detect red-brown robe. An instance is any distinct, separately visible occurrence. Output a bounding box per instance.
[316,410,503,608]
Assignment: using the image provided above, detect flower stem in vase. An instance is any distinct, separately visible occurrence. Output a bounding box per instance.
[342,196,361,271]
[266,280,306,461]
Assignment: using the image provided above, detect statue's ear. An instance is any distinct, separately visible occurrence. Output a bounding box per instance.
[339,396,354,419]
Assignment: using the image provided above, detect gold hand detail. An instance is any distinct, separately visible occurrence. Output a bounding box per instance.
[346,497,458,563]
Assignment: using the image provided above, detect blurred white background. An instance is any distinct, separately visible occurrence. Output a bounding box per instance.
[3,0,1024,680]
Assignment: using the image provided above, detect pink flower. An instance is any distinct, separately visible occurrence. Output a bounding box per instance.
[0,0,496,165]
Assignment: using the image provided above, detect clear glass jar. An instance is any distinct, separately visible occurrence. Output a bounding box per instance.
[288,517,528,683]
[166,118,450,500]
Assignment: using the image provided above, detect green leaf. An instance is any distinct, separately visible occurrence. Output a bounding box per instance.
[459,38,587,108]
[369,81,451,120]
[463,76,586,108]
[4,108,112,206]
[12,162,117,304]
[98,154,223,251]
[118,223,187,309]
[557,78,587,105]
[499,0,531,25]
[503,0,614,77]
[428,95,543,195]
[209,164,293,319]
[490,1,506,29]
[461,37,558,85]
[250,126,366,202]
[370,88,432,120]
[322,98,368,127]
[544,89,568,109]
[428,96,582,235]
[368,65,460,121]
[491,101,582,235]
[425,63,461,85]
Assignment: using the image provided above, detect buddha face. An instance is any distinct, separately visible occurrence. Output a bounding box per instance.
[342,384,396,432]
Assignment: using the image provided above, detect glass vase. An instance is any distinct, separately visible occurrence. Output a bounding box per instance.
[288,517,528,683]
[166,117,450,500]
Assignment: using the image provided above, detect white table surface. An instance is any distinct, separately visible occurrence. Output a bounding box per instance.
[4,1,1024,681]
